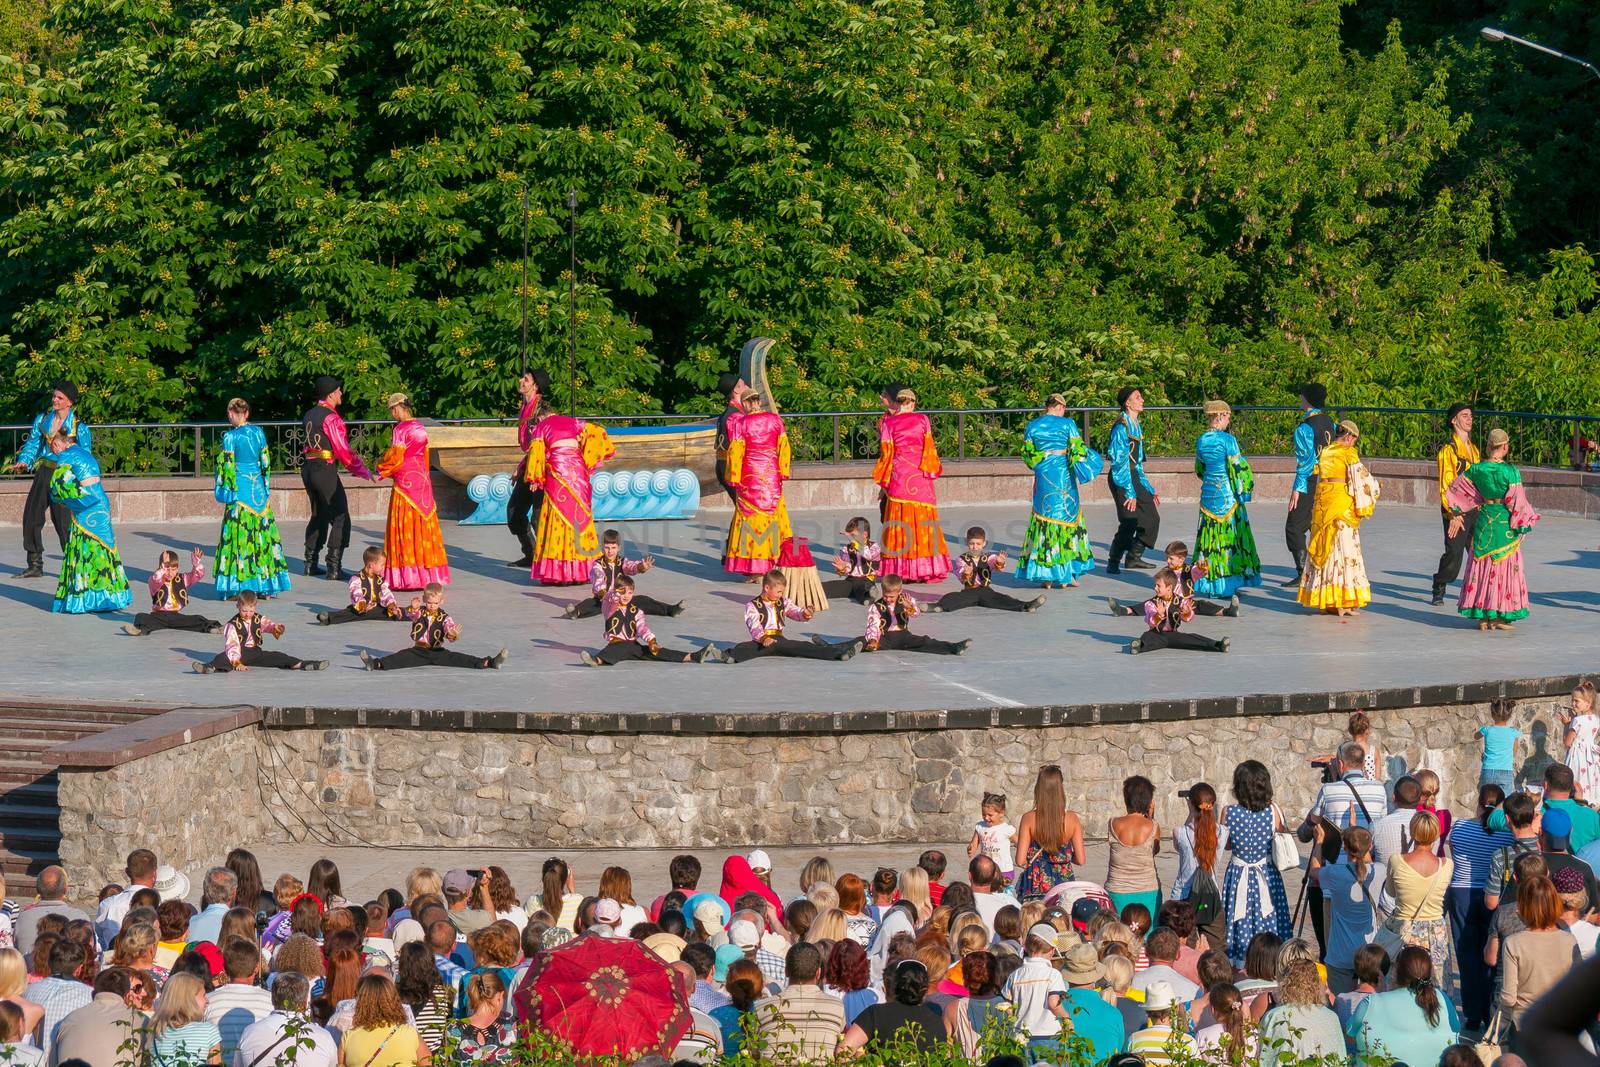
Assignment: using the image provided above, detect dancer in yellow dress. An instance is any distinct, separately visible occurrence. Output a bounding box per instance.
[1297,420,1380,616]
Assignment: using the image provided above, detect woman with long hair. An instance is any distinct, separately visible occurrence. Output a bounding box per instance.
[710,958,766,1055]
[1014,765,1087,902]
[835,874,877,948]
[394,942,451,1053]
[0,949,42,1045]
[1350,945,1459,1065]
[1381,810,1455,975]
[598,867,648,933]
[1501,874,1581,1049]
[270,933,326,1001]
[1309,824,1389,994]
[1446,781,1512,1031]
[822,937,879,1026]
[226,848,275,917]
[148,971,222,1065]
[1194,981,1253,1064]
[312,946,363,1030]
[1172,782,1224,949]
[1220,760,1292,965]
[809,909,848,945]
[798,858,835,903]
[307,859,344,909]
[532,858,582,932]
[338,973,428,1066]
[484,867,525,931]
[943,949,1006,1060]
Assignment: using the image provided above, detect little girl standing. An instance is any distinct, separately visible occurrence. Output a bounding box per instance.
[968,793,1017,880]
[1562,682,1600,800]
[1480,698,1525,793]
[1348,711,1382,782]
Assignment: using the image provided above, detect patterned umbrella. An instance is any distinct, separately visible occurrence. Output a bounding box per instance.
[515,936,690,1062]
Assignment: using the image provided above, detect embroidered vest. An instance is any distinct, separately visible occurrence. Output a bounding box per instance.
[605,605,643,643]
[960,552,992,589]
[412,610,450,649]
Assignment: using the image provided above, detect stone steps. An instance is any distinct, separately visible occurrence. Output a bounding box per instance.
[0,704,168,892]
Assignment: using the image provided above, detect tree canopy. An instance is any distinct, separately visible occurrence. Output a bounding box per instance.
[0,0,1595,423]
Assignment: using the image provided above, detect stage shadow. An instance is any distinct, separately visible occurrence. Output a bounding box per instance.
[1547,550,1600,569]
[1065,627,1130,647]
[530,637,589,657]
[0,581,59,612]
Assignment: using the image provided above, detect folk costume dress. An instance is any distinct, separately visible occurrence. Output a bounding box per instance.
[723,410,794,575]
[1446,460,1540,624]
[213,423,292,597]
[49,444,132,614]
[1193,429,1261,598]
[15,406,89,558]
[1018,413,1104,585]
[873,411,951,582]
[525,415,615,585]
[377,419,449,590]
[1297,441,1379,611]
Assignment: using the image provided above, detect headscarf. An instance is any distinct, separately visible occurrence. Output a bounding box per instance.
[718,855,783,921]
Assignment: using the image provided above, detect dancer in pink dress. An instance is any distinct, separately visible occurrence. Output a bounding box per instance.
[525,413,615,585]
[872,389,951,582]
[1445,427,1540,631]
[377,394,449,590]
[724,394,793,578]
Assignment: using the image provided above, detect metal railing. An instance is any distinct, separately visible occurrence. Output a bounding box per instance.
[1,406,1595,477]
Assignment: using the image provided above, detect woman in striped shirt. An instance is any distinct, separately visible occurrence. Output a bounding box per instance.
[1446,783,1513,1032]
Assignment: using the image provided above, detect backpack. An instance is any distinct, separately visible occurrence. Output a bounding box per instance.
[1189,868,1223,928]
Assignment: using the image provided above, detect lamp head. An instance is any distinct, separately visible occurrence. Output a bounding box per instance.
[1480,26,1508,42]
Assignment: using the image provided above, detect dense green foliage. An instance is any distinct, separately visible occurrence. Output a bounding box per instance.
[0,0,1595,425]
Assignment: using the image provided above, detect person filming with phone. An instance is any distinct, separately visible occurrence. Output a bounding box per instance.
[1296,741,1390,953]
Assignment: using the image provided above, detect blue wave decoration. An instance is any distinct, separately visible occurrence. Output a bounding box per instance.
[459,469,701,525]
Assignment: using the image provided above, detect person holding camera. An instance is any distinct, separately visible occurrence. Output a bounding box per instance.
[1297,741,1389,954]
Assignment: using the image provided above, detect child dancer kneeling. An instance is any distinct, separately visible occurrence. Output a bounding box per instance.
[195,591,326,672]
[361,582,506,671]
[864,575,971,655]
[580,576,718,665]
[1128,568,1229,655]
[126,547,221,635]
[729,569,861,663]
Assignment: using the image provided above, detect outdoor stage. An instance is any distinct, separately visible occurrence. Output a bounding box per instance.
[14,493,1600,890]
[2,502,1597,717]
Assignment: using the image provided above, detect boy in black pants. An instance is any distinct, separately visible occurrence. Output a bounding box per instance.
[361,583,506,671]
[823,516,881,605]
[1108,541,1239,618]
[863,575,971,655]
[929,527,1044,614]
[316,546,406,624]
[126,547,221,635]
[580,577,719,665]
[1128,568,1229,655]
[195,591,326,672]
[729,570,861,663]
[565,529,683,619]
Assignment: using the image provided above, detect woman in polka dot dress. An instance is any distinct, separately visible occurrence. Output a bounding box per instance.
[1221,759,1293,965]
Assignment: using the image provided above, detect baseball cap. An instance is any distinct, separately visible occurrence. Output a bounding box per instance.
[1070,897,1104,931]
[1027,923,1060,953]
[1543,806,1574,841]
[747,849,772,874]
[594,898,622,925]
[442,868,475,895]
[186,941,224,978]
[728,919,759,950]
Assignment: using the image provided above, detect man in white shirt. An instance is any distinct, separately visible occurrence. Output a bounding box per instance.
[1128,929,1200,1002]
[1370,776,1423,865]
[232,973,336,1067]
[206,939,273,1062]
[1002,924,1069,1055]
[1299,743,1389,836]
[968,856,1019,933]
[93,848,158,947]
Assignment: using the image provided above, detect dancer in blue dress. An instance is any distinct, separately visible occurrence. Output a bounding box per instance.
[47,435,131,614]
[1193,401,1262,599]
[214,399,292,597]
[1221,759,1292,965]
[1018,395,1105,589]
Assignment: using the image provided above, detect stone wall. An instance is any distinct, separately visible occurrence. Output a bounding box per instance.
[252,696,1566,850]
[56,726,270,894]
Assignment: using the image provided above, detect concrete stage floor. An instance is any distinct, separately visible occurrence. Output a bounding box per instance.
[3,502,1597,715]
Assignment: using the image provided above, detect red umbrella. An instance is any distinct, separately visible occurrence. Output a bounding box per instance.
[515,936,690,1062]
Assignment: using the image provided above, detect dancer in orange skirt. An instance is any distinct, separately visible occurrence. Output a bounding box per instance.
[873,389,951,582]
[377,393,449,590]
[724,393,794,579]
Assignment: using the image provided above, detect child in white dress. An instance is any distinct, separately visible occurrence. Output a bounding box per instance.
[969,792,1017,879]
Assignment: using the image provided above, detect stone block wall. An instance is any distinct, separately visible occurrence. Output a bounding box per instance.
[56,726,271,894]
[250,696,1565,850]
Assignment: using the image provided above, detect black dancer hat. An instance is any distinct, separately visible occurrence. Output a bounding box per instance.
[717,372,742,398]
[1116,385,1141,409]
[1444,402,1470,423]
[52,380,78,404]
[313,375,342,401]
[529,369,552,394]
[1298,383,1327,408]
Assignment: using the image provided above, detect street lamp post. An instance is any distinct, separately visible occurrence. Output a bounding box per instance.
[1480,26,1600,82]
